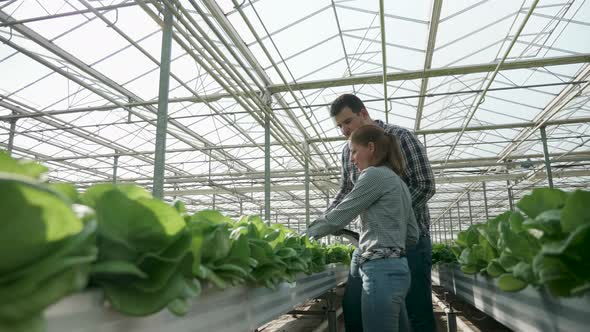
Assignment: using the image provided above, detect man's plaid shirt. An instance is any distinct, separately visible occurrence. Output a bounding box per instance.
[327,120,436,237]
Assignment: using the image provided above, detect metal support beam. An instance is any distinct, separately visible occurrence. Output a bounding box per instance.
[379,0,389,123]
[7,116,16,155]
[539,126,554,188]
[152,4,173,199]
[443,0,539,166]
[415,0,442,130]
[507,180,514,211]
[449,210,454,241]
[112,154,119,184]
[306,117,590,144]
[457,202,462,233]
[267,54,590,93]
[305,141,311,228]
[264,92,272,223]
[482,182,489,221]
[467,191,473,226]
[0,2,140,27]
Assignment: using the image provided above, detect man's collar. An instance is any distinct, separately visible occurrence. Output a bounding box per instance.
[374,119,386,128]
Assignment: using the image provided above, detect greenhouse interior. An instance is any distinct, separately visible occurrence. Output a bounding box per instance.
[1,0,589,331]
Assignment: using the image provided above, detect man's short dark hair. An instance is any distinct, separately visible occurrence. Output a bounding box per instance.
[329,94,366,117]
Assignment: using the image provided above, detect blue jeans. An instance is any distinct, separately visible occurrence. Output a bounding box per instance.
[360,257,411,332]
[342,236,435,332]
[405,235,436,332]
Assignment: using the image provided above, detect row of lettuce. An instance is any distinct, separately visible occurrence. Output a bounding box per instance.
[431,187,590,298]
[0,152,353,332]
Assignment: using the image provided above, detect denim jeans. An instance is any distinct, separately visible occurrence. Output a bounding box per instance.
[405,235,436,332]
[359,257,411,332]
[342,236,435,332]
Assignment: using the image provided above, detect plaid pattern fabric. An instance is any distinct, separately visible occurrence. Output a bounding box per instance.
[328,120,436,237]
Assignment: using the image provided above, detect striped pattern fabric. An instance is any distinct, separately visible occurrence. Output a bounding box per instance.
[328,120,436,237]
[307,166,419,253]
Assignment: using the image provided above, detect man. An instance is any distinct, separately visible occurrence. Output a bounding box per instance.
[326,94,436,331]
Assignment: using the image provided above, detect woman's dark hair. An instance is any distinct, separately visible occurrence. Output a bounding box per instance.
[350,125,405,176]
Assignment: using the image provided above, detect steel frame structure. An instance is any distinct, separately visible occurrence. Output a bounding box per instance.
[1,0,589,239]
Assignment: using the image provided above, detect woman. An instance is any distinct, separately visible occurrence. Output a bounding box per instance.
[306,125,419,332]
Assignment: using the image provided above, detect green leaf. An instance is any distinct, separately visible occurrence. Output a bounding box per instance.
[509,211,525,233]
[100,272,191,316]
[95,190,186,255]
[541,223,590,259]
[167,298,190,316]
[498,220,540,262]
[0,152,48,179]
[478,212,508,249]
[486,260,505,278]
[532,254,579,297]
[0,179,83,274]
[511,262,535,284]
[0,265,88,321]
[516,188,568,218]
[172,200,187,216]
[189,210,232,225]
[0,314,44,332]
[81,184,151,208]
[132,233,191,292]
[200,225,231,263]
[48,183,79,203]
[460,265,478,274]
[498,251,520,271]
[90,261,147,279]
[523,209,563,236]
[560,190,590,233]
[497,274,527,292]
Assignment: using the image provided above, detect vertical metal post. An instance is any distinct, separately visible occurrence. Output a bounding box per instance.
[505,160,514,211]
[448,210,454,241]
[539,126,554,188]
[443,218,448,243]
[287,216,290,230]
[152,3,173,199]
[379,0,389,123]
[212,194,216,210]
[326,289,338,332]
[304,141,311,228]
[112,153,119,184]
[264,91,272,223]
[7,116,17,155]
[507,179,514,211]
[482,182,489,221]
[435,222,439,243]
[467,191,473,226]
[239,199,243,216]
[433,222,437,243]
[456,202,462,233]
[447,311,457,332]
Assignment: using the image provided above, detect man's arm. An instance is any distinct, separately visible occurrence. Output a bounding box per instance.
[326,146,353,212]
[398,130,436,208]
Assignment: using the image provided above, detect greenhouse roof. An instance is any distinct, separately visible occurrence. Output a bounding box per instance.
[1,0,589,234]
